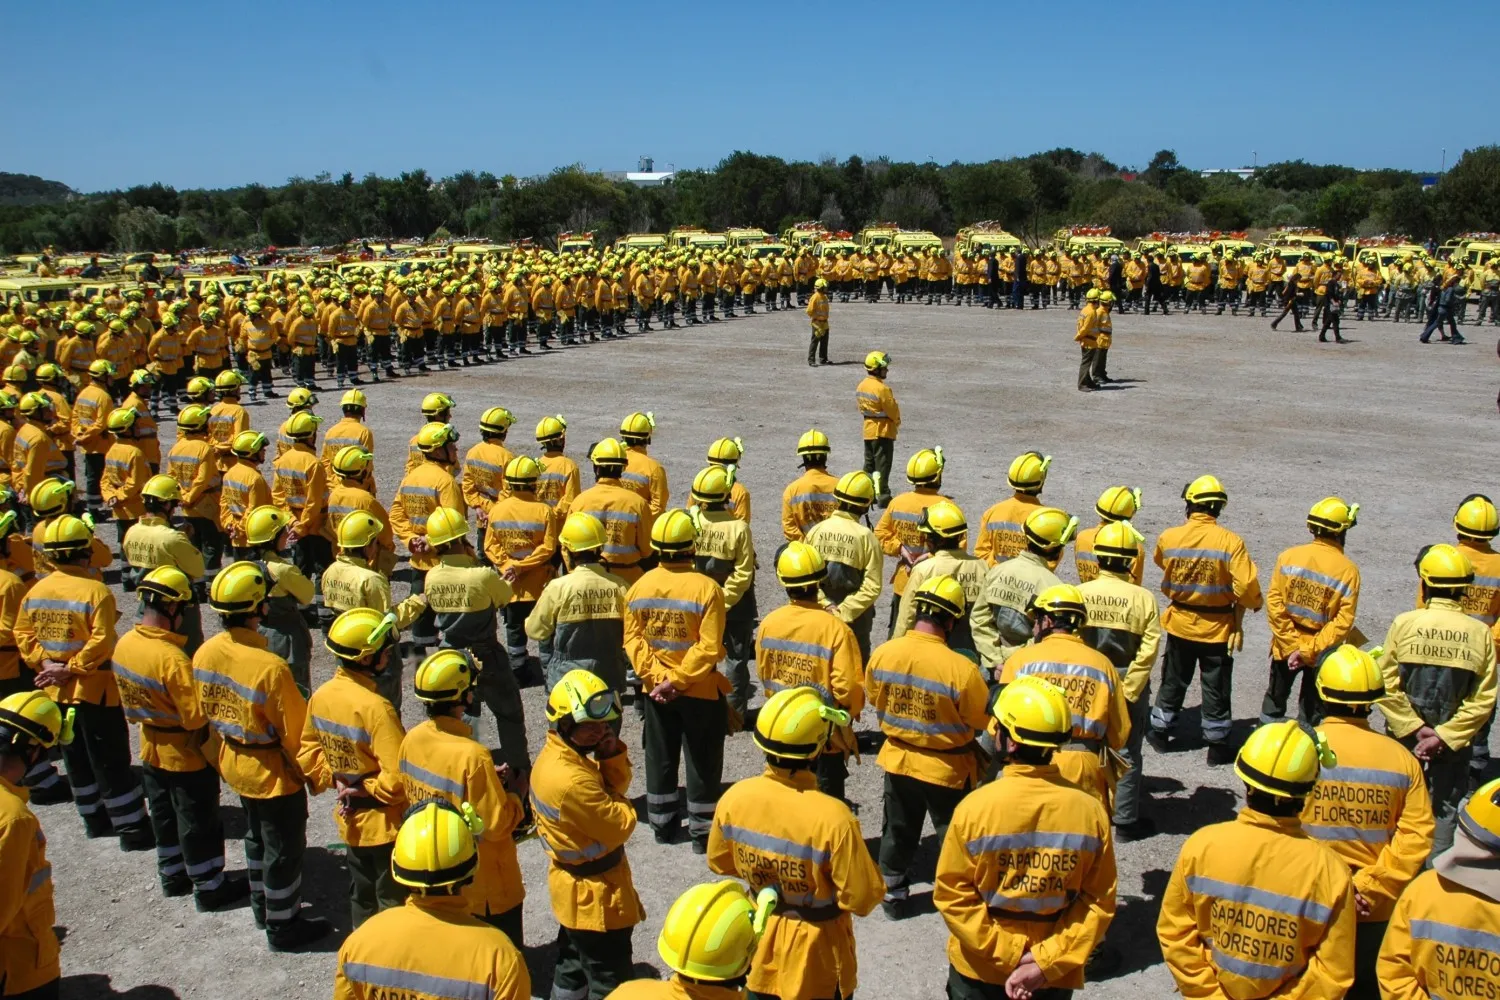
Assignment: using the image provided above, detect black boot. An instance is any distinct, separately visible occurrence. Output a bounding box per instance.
[267,914,333,952]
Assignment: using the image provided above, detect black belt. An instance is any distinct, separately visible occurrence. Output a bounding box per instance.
[779,903,843,922]
[554,846,624,877]
[1170,600,1235,615]
[222,734,279,751]
[988,906,1065,923]
[889,736,977,757]
[142,722,188,734]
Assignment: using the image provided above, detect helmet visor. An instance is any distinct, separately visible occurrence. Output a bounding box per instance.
[578,689,622,722]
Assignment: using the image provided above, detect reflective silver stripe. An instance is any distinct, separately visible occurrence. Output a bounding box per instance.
[1210,944,1298,981]
[263,875,302,900]
[186,855,225,876]
[1304,825,1391,844]
[1280,564,1353,597]
[967,831,1101,854]
[340,962,494,1000]
[491,520,546,531]
[1285,603,1329,625]
[24,597,93,613]
[647,638,693,652]
[790,493,835,505]
[27,865,51,894]
[193,668,268,705]
[719,824,830,864]
[871,669,959,703]
[629,597,707,615]
[1185,875,1332,923]
[112,662,167,692]
[985,889,1068,914]
[760,637,834,660]
[1319,765,1409,788]
[1164,547,1232,562]
[1018,660,1115,690]
[399,758,464,797]
[1409,919,1500,955]
[311,715,370,745]
[871,708,971,736]
[105,788,144,809]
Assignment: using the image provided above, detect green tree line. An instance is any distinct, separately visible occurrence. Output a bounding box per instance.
[3,147,1498,254]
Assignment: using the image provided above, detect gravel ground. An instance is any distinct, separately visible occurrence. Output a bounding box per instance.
[39,298,1498,999]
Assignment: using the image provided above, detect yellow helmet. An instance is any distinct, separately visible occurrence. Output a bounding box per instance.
[620,411,656,443]
[920,499,967,540]
[795,429,830,457]
[1093,520,1143,562]
[650,509,697,555]
[546,668,621,724]
[1315,644,1385,705]
[504,455,541,488]
[1030,583,1087,621]
[1182,474,1228,505]
[28,478,73,518]
[1023,507,1079,551]
[776,541,827,587]
[0,691,74,751]
[137,566,194,604]
[284,411,320,441]
[690,465,732,504]
[864,350,891,372]
[535,414,568,444]
[105,406,139,434]
[1454,494,1499,541]
[184,376,216,401]
[1458,778,1500,852]
[42,514,92,555]
[337,511,385,550]
[332,446,373,477]
[413,648,477,703]
[834,470,875,507]
[141,474,181,502]
[16,392,51,417]
[244,505,291,546]
[88,359,117,379]
[479,406,516,434]
[905,447,945,486]
[424,507,469,547]
[208,561,269,613]
[589,437,628,466]
[420,392,455,417]
[912,574,967,618]
[1307,497,1358,535]
[754,686,849,760]
[1095,486,1141,521]
[706,437,744,466]
[214,369,246,390]
[340,388,368,409]
[558,512,606,553]
[1007,451,1052,493]
[391,800,481,890]
[992,676,1072,747]
[657,881,776,983]
[416,422,459,454]
[1235,720,1330,799]
[285,386,317,410]
[177,404,211,431]
[230,430,269,458]
[325,608,399,663]
[1418,543,1474,589]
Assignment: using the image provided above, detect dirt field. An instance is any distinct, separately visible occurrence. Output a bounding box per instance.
[41,297,1497,999]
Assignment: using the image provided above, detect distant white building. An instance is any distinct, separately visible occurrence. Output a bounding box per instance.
[604,156,676,187]
[1199,168,1256,180]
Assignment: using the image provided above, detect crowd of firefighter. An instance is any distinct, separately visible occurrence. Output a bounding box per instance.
[0,248,1494,1000]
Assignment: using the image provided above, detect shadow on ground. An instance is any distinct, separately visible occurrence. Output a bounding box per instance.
[62,976,180,999]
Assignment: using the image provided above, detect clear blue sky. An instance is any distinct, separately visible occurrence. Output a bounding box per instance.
[15,1,1494,193]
